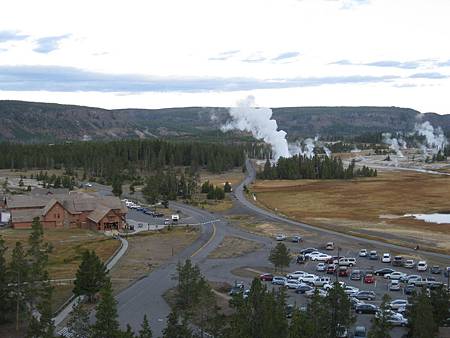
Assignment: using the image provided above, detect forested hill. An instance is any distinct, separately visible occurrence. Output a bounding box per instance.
[1,100,450,143]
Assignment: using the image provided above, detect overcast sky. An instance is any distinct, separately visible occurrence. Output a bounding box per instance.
[1,0,450,113]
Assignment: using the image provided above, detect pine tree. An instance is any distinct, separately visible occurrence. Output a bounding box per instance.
[9,241,29,331]
[368,294,392,338]
[408,290,438,338]
[92,280,121,338]
[138,315,153,338]
[269,243,291,273]
[26,286,54,338]
[73,250,108,302]
[224,181,232,193]
[429,285,450,327]
[67,300,92,338]
[326,282,355,338]
[289,309,312,338]
[0,236,11,323]
[162,311,192,338]
[122,324,136,338]
[112,176,123,197]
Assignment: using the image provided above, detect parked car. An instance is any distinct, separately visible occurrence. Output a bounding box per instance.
[369,250,379,260]
[311,253,332,262]
[389,299,409,310]
[305,288,327,297]
[353,326,367,338]
[272,276,287,285]
[377,311,408,326]
[316,263,327,272]
[305,251,322,259]
[326,264,337,274]
[296,254,306,264]
[312,277,331,287]
[350,270,362,281]
[286,271,307,279]
[298,274,318,284]
[339,257,357,267]
[259,273,274,281]
[389,280,401,291]
[392,255,403,267]
[417,260,428,272]
[356,303,378,314]
[284,280,301,289]
[323,281,346,291]
[402,274,422,283]
[445,267,450,277]
[403,259,416,268]
[291,235,302,243]
[364,273,376,284]
[382,253,391,263]
[355,291,376,301]
[153,212,164,217]
[374,268,395,276]
[299,247,318,255]
[404,284,416,295]
[295,284,314,294]
[430,265,442,274]
[338,266,349,277]
[285,304,294,318]
[276,234,287,241]
[229,285,244,296]
[359,249,368,257]
[336,325,348,338]
[384,271,407,280]
[343,285,359,296]
[163,219,170,225]
[325,242,335,250]
[350,297,365,310]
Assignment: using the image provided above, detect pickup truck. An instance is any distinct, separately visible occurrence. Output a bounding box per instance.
[409,277,441,288]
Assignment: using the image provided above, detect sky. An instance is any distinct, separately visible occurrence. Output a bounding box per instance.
[1,0,450,113]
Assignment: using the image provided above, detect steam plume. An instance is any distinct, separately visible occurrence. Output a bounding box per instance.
[222,96,290,160]
[414,121,448,155]
[382,132,407,157]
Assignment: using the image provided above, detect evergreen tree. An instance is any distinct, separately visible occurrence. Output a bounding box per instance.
[92,280,121,338]
[326,282,355,338]
[112,176,123,197]
[429,286,450,327]
[289,309,312,338]
[73,250,108,302]
[26,286,54,338]
[122,324,136,338]
[67,300,92,338]
[369,294,392,338]
[9,242,29,331]
[269,243,291,272]
[307,290,331,338]
[175,259,202,315]
[162,311,192,338]
[0,236,11,324]
[138,315,153,338]
[408,290,438,338]
[224,181,232,193]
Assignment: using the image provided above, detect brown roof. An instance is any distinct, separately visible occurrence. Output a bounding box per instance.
[87,205,112,223]
[41,199,62,216]
[10,208,42,223]
[7,195,50,209]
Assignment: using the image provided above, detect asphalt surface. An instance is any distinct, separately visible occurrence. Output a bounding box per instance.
[88,165,449,337]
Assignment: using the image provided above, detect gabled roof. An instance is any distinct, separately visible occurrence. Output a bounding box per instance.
[7,195,50,209]
[10,208,42,223]
[87,205,113,223]
[41,198,62,216]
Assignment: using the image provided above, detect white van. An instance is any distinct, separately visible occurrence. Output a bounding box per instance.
[171,214,180,222]
[417,261,428,272]
[339,257,357,267]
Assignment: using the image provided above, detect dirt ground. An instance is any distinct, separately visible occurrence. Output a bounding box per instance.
[199,168,245,188]
[250,170,450,253]
[207,236,263,259]
[110,227,200,293]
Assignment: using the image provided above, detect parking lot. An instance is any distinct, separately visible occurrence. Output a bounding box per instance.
[241,236,449,337]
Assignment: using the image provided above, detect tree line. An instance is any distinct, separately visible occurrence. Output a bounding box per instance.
[258,156,377,180]
[0,139,246,179]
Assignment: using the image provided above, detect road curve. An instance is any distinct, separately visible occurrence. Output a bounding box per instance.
[235,159,450,261]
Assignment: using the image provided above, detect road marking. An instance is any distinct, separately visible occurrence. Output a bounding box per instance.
[191,223,217,258]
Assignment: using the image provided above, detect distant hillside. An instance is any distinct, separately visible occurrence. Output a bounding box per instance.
[0,100,449,143]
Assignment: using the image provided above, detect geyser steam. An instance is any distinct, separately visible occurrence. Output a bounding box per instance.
[414,121,448,154]
[222,96,290,160]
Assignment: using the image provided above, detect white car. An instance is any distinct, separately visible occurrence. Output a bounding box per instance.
[339,257,357,267]
[343,285,360,296]
[305,288,327,297]
[323,281,346,291]
[316,263,327,272]
[389,299,409,310]
[417,261,428,272]
[382,253,391,263]
[298,274,318,284]
[284,280,301,289]
[359,249,368,257]
[286,271,308,279]
[384,271,407,280]
[275,234,287,241]
[311,253,332,262]
[389,280,401,291]
[305,251,322,259]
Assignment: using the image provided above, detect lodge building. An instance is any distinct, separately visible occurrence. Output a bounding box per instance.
[5,191,127,230]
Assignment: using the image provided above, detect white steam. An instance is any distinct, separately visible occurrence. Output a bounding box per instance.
[414,121,448,155]
[222,96,290,160]
[382,133,407,157]
[287,136,331,159]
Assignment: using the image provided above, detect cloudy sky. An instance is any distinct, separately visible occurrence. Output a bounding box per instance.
[1,0,450,113]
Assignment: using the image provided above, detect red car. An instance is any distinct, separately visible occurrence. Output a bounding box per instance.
[364,273,376,284]
[259,273,274,281]
[338,267,349,277]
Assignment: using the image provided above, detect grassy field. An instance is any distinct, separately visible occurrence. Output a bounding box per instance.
[207,236,263,259]
[110,227,199,293]
[250,170,450,253]
[199,168,245,187]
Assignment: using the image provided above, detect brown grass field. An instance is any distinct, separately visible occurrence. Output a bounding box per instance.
[250,170,450,253]
[207,236,263,259]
